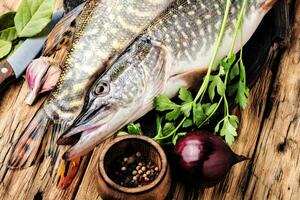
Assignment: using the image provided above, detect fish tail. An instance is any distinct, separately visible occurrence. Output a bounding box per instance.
[9,109,51,168]
[9,110,81,189]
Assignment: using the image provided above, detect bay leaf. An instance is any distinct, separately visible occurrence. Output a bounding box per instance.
[14,0,54,37]
[0,12,16,31]
[0,40,12,59]
[0,27,17,41]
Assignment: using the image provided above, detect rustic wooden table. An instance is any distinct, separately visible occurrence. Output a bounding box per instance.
[0,0,299,199]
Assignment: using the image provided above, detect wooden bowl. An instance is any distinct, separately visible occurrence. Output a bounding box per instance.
[96,135,171,200]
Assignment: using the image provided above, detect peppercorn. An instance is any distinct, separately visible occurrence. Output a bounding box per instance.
[132,170,137,175]
[136,152,142,157]
[121,166,127,171]
[108,152,160,188]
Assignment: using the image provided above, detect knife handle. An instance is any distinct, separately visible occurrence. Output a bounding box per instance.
[0,60,16,91]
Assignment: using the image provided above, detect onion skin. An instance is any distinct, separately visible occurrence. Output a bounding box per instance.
[173,130,248,187]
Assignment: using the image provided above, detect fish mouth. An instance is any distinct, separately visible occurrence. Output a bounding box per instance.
[59,104,136,160]
[57,103,116,145]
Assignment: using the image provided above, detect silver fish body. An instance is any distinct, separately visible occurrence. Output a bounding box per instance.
[9,0,175,169]
[45,0,177,124]
[61,0,277,159]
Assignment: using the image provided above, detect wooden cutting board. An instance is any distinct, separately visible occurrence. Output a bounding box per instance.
[0,0,299,199]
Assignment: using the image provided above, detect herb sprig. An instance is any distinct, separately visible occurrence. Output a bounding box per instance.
[153,0,249,145]
[117,0,249,145]
[117,123,143,136]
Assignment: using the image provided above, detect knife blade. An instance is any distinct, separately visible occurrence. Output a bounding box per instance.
[0,9,64,92]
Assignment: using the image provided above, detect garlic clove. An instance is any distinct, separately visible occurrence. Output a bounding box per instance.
[25,57,61,105]
[40,64,61,93]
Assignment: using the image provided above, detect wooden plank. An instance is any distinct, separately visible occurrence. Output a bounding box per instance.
[0,1,89,200]
[244,1,300,199]
[0,0,299,200]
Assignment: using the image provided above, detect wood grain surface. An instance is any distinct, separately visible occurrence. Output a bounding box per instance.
[0,0,299,200]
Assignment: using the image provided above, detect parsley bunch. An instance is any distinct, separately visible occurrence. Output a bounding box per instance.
[153,0,249,145]
[117,0,249,145]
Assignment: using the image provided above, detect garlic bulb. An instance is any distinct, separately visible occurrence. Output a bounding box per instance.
[25,57,61,105]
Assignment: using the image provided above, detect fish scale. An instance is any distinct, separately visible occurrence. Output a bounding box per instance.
[44,0,176,123]
[146,0,257,67]
[59,0,277,159]
[8,0,176,171]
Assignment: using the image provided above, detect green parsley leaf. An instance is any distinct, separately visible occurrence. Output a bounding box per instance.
[229,63,240,81]
[127,123,142,135]
[165,108,181,121]
[235,81,249,109]
[153,115,164,140]
[216,115,239,145]
[193,103,206,126]
[220,54,236,72]
[227,55,236,66]
[217,78,226,96]
[155,95,179,111]
[162,122,176,136]
[117,131,129,137]
[178,87,193,102]
[228,115,239,128]
[221,55,236,72]
[239,59,246,81]
[227,80,249,109]
[219,66,226,76]
[172,132,187,145]
[208,76,225,101]
[183,119,193,128]
[181,102,193,118]
[208,78,217,101]
[117,122,143,136]
[203,103,218,116]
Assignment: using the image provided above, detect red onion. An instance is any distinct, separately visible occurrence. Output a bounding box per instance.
[173,130,247,187]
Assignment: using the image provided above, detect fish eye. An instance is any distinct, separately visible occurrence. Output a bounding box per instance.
[94,81,110,96]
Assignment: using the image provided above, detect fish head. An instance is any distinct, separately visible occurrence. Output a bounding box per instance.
[59,37,168,159]
[73,37,153,128]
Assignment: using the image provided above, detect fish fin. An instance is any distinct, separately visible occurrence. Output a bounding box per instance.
[46,144,81,189]
[8,109,81,188]
[45,122,69,159]
[127,39,173,123]
[42,3,85,59]
[9,109,51,168]
[143,39,173,105]
[164,67,208,98]
[260,0,277,12]
[56,157,81,189]
[48,124,81,189]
